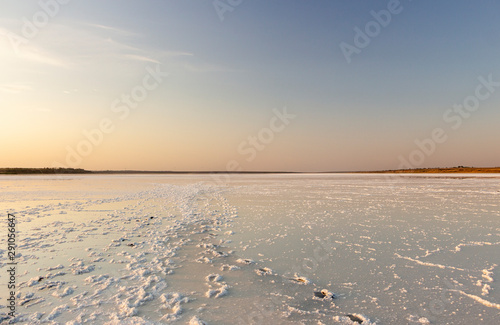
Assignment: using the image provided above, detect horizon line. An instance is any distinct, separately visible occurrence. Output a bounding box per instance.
[1,166,500,175]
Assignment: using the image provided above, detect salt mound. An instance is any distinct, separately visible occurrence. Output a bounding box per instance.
[289,274,312,285]
[313,289,335,300]
[236,258,255,265]
[333,313,376,324]
[189,316,208,325]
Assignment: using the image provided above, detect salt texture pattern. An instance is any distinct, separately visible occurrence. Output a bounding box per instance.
[0,174,499,324]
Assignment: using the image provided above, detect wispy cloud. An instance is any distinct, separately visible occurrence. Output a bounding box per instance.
[0,83,33,94]
[2,18,219,80]
[1,21,156,68]
[160,50,194,58]
[0,25,71,68]
[182,62,244,74]
[76,22,139,37]
[123,54,160,64]
[72,21,196,64]
[20,45,71,68]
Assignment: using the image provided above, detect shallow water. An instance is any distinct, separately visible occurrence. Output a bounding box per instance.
[0,174,499,324]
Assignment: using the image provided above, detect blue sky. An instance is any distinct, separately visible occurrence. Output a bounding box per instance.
[1,0,499,171]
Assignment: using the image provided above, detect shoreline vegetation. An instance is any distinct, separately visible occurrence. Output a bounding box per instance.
[1,166,500,175]
[365,166,500,174]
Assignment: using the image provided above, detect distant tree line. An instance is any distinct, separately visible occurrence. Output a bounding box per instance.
[0,168,91,174]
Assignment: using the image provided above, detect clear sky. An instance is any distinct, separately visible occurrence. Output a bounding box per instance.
[1,0,500,171]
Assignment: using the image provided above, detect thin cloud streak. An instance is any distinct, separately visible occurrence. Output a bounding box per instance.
[0,83,33,94]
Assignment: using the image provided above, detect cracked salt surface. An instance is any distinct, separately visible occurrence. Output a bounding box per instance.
[0,174,499,324]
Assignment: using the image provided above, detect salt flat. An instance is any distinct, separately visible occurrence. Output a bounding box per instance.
[0,174,499,324]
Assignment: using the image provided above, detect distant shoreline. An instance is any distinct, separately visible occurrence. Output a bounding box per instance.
[1,167,500,175]
[362,167,500,174]
[0,168,297,175]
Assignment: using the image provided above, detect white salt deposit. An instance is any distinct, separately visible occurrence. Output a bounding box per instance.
[0,174,499,324]
[450,289,500,310]
[290,274,312,285]
[52,287,74,298]
[189,315,207,325]
[255,267,274,276]
[482,269,494,282]
[206,274,222,282]
[333,313,376,324]
[235,258,255,265]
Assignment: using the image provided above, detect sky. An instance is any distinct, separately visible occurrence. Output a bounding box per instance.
[1,0,500,172]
